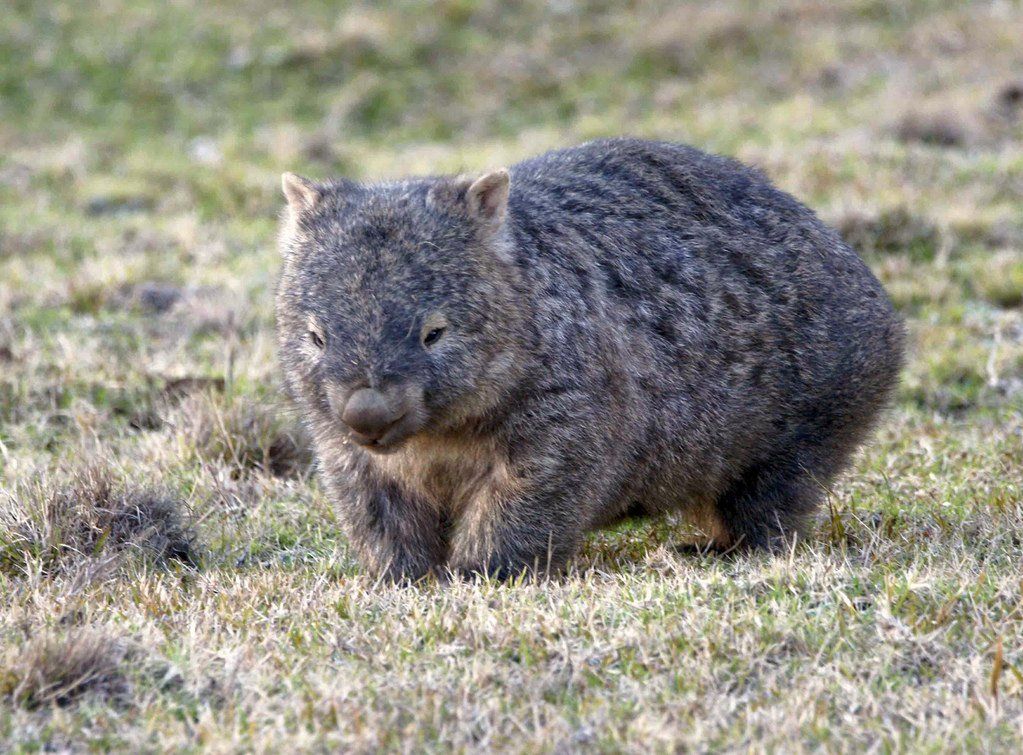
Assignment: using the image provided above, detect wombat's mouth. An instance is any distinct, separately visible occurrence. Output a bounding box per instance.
[348,416,420,455]
[353,435,405,454]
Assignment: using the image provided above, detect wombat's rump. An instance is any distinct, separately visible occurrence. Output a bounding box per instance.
[275,138,904,580]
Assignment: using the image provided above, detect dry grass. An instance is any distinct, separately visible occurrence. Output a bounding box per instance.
[2,0,1023,751]
[169,392,313,479]
[0,629,131,710]
[0,466,197,578]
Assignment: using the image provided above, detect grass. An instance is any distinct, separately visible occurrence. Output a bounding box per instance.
[1,629,132,712]
[1,0,1022,750]
[0,464,197,577]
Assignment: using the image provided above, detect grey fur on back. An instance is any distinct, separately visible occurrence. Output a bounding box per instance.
[275,138,904,581]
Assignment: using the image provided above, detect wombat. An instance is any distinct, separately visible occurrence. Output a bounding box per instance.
[275,138,904,581]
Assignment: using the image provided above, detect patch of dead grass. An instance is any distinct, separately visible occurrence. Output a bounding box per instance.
[0,628,130,710]
[169,392,312,479]
[0,465,197,578]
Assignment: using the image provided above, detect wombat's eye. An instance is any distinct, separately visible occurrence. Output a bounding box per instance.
[308,329,326,350]
[422,326,446,347]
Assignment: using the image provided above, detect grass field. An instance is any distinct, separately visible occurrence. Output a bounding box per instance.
[2,0,1022,750]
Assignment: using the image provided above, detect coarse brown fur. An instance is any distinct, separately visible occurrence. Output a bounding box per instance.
[275,138,905,581]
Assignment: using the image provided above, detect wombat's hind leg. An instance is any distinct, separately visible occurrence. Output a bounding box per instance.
[712,456,827,553]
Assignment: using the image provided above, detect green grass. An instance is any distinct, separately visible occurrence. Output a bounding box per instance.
[2,0,1022,751]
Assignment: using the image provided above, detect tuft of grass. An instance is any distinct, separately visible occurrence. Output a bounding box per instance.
[0,629,130,710]
[833,206,942,262]
[894,110,973,148]
[0,465,197,577]
[170,392,313,478]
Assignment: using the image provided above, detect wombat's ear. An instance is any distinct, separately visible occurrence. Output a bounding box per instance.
[465,168,510,224]
[281,172,320,212]
[429,169,510,229]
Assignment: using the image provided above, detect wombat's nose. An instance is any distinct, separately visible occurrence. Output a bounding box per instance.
[341,388,401,441]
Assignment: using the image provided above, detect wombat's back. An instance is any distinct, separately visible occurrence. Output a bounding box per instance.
[503,138,904,527]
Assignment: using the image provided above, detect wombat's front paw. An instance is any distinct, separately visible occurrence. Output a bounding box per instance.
[447,561,521,583]
[365,547,445,585]
[447,552,560,583]
[375,560,440,585]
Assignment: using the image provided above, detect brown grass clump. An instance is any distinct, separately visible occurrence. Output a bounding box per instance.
[894,110,973,148]
[831,206,941,261]
[171,393,313,478]
[112,280,185,314]
[0,466,197,577]
[0,628,130,709]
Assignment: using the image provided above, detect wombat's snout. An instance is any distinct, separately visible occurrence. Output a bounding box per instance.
[341,388,404,442]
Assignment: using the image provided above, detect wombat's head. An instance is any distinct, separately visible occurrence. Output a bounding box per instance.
[275,169,526,454]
